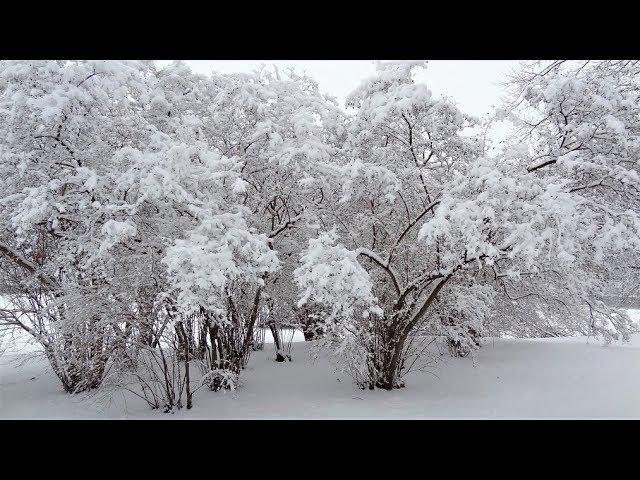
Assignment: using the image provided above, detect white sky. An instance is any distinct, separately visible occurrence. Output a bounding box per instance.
[157,60,520,119]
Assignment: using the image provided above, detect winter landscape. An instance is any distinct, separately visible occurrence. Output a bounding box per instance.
[0,60,639,419]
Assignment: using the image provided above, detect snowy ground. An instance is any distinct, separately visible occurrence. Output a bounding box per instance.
[2,315,640,419]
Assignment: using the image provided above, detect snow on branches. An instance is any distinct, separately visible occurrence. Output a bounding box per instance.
[164,210,280,318]
[0,59,637,400]
[295,229,383,321]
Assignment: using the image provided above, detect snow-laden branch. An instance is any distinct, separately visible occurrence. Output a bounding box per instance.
[268,211,305,239]
[387,199,440,264]
[355,247,401,295]
[0,241,60,290]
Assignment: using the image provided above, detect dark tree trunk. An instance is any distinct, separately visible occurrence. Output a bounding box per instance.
[368,277,451,389]
[176,322,192,409]
[137,287,156,347]
[268,322,282,351]
[241,283,264,363]
[197,323,208,360]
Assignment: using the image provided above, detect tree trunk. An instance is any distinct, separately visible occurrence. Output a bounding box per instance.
[241,283,264,362]
[197,323,208,360]
[176,322,192,409]
[268,322,282,351]
[372,277,451,389]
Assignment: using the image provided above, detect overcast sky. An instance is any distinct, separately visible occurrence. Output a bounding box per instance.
[157,60,520,119]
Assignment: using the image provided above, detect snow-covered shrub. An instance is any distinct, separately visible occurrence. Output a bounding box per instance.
[294,60,639,391]
[1,58,638,402]
[0,60,163,393]
[120,346,191,413]
[295,302,327,341]
[439,315,483,358]
[430,281,495,357]
[163,208,280,378]
[200,368,238,392]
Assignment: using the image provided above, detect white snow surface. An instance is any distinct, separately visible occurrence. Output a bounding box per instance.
[2,316,640,419]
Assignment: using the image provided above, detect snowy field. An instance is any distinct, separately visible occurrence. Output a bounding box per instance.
[1,313,639,419]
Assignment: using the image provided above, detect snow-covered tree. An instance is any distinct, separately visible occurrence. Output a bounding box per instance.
[163,209,279,378]
[2,59,637,402]
[294,61,637,390]
[490,60,640,338]
[0,60,271,396]
[182,64,346,357]
[0,60,162,392]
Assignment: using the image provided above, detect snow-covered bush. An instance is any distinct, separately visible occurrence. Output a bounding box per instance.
[0,60,160,392]
[1,59,637,402]
[200,368,238,392]
[294,61,639,390]
[116,343,192,413]
[163,209,280,376]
